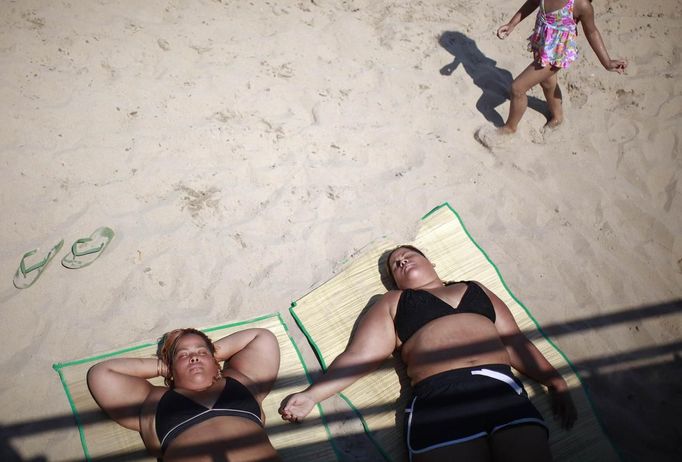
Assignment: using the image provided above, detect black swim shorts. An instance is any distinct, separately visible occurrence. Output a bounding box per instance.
[404,364,547,459]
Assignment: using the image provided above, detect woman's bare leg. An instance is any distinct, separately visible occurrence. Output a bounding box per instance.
[412,437,492,462]
[490,425,552,462]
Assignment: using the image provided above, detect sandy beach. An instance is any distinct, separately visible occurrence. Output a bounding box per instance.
[1,0,680,460]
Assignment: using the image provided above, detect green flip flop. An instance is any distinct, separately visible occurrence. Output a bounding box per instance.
[13,239,65,289]
[61,227,115,269]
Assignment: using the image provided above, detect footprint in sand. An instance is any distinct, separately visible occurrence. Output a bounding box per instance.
[616,88,641,110]
[566,81,587,108]
[174,183,221,225]
[474,124,512,150]
[538,122,568,145]
[157,38,170,51]
[607,115,638,144]
[657,95,682,119]
[529,127,548,145]
[663,176,677,213]
[22,11,45,29]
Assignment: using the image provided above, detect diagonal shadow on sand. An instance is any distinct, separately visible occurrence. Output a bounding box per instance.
[2,300,680,461]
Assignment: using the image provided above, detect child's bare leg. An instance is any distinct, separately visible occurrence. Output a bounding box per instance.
[539,71,563,128]
[502,63,559,133]
[475,63,560,149]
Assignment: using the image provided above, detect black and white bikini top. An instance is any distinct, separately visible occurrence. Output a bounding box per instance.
[394,281,496,343]
[155,376,263,453]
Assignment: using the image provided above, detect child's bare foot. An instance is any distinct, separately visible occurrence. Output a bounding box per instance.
[541,118,564,135]
[475,124,515,149]
[545,117,563,129]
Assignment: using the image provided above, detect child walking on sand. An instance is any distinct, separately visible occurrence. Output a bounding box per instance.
[477,0,627,148]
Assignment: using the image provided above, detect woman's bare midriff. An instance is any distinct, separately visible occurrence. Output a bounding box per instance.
[400,313,510,385]
[156,416,279,462]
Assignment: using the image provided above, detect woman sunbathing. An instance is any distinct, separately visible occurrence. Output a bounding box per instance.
[88,328,281,461]
[281,245,576,462]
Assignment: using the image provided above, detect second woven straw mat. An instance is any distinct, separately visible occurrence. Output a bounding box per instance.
[290,203,619,462]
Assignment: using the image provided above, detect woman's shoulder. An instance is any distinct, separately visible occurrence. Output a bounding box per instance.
[446,279,486,287]
[139,385,168,447]
[379,289,403,305]
[360,290,402,319]
[143,385,169,406]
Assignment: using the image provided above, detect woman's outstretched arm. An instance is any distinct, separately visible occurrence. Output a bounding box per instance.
[87,358,161,431]
[482,283,577,429]
[279,293,397,422]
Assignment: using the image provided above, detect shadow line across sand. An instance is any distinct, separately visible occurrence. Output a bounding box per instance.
[2,300,681,461]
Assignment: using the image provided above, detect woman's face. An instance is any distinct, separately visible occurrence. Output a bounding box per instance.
[171,334,219,388]
[388,247,437,289]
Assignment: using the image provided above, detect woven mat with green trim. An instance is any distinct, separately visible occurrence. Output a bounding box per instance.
[290,203,619,462]
[53,313,339,461]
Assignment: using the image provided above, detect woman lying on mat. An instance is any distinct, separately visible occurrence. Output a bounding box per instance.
[88,328,281,461]
[280,245,576,462]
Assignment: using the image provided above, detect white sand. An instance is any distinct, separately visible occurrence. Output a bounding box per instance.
[0,0,680,460]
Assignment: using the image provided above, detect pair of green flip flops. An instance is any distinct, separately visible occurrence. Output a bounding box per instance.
[13,227,115,289]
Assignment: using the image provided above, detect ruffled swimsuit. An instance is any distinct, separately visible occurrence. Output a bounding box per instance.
[528,0,578,68]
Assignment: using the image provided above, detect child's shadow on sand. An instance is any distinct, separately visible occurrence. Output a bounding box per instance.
[439,31,548,127]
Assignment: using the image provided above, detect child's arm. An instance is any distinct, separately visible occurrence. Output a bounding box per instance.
[497,0,540,39]
[576,0,627,73]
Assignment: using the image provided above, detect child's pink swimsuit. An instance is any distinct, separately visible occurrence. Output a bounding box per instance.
[528,0,578,68]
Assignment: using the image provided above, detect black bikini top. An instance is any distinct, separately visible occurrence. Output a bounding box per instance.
[394,281,496,343]
[155,376,263,453]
